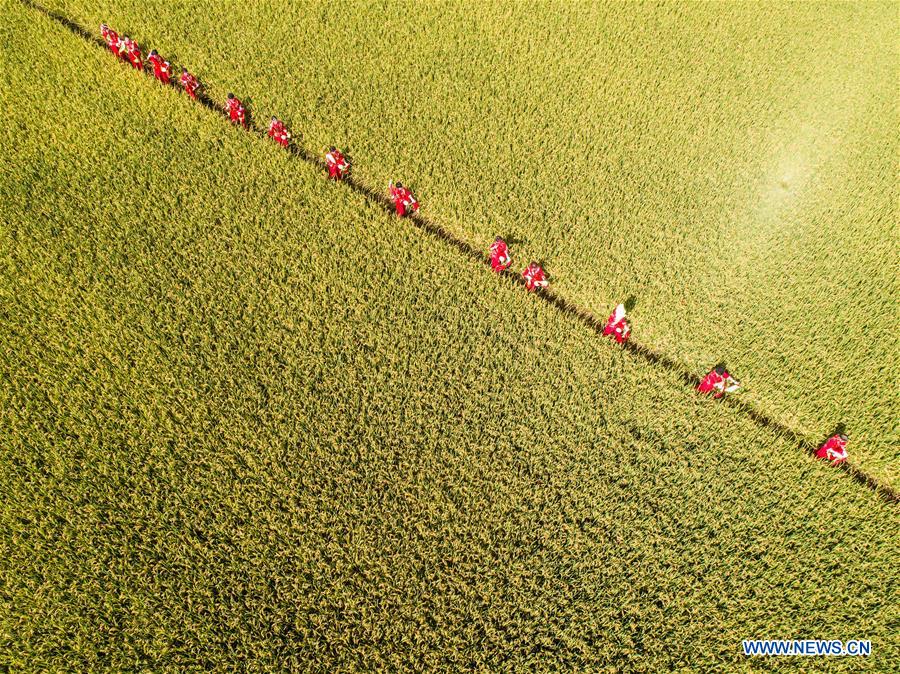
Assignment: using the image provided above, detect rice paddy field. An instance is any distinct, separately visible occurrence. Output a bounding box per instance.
[1,0,898,670]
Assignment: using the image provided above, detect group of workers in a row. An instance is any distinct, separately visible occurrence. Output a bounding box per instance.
[100,25,200,98]
[96,23,851,468]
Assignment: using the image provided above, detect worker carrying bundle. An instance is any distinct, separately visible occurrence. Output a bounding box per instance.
[603,304,631,343]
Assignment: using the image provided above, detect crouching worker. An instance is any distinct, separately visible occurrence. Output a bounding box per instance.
[697,365,741,398]
[325,147,349,180]
[147,50,171,85]
[489,237,512,273]
[180,68,201,99]
[522,262,548,291]
[120,37,143,70]
[225,93,247,128]
[389,181,418,216]
[267,116,291,148]
[100,24,120,58]
[603,304,631,343]
[816,433,848,466]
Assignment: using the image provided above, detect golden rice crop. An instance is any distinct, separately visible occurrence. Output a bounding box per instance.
[1,1,897,671]
[41,0,898,485]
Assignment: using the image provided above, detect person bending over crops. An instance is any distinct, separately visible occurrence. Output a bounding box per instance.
[225,93,247,128]
[389,181,419,217]
[119,36,143,70]
[325,147,350,180]
[816,433,848,465]
[147,50,172,85]
[180,68,201,99]
[603,303,631,343]
[490,237,512,273]
[697,365,741,398]
[100,24,120,58]
[522,262,548,291]
[267,117,291,148]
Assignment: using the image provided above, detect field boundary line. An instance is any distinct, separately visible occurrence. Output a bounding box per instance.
[17,0,898,504]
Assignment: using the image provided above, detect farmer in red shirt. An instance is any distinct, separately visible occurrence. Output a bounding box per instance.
[603,304,630,343]
[389,181,419,217]
[100,24,120,58]
[522,262,548,291]
[147,50,171,85]
[697,365,741,398]
[225,93,247,128]
[267,116,291,148]
[489,237,511,273]
[180,68,201,99]
[816,434,848,465]
[325,147,349,180]
[120,37,143,70]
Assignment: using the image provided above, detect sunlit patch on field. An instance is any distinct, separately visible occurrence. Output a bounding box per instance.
[758,124,831,216]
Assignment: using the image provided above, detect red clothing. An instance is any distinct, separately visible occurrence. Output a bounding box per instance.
[325,150,349,179]
[148,54,171,84]
[697,369,725,396]
[122,39,142,70]
[389,184,418,216]
[180,71,200,99]
[816,435,848,465]
[522,263,547,291]
[489,239,511,273]
[267,118,290,147]
[128,48,143,70]
[226,98,247,128]
[603,318,629,343]
[101,27,120,57]
[697,368,740,398]
[603,305,630,343]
